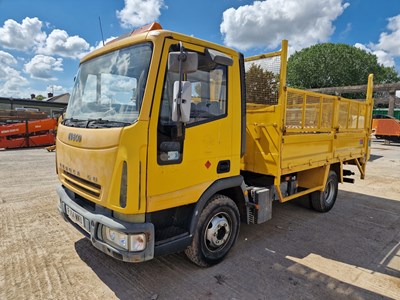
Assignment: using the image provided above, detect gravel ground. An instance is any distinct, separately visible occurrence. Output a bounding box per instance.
[0,138,399,300]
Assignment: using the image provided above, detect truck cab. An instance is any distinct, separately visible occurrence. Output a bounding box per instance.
[57,23,245,265]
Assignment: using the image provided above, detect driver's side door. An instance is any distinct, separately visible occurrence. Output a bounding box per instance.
[146,39,235,213]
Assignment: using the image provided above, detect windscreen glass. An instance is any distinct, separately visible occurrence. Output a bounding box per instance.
[64,42,152,128]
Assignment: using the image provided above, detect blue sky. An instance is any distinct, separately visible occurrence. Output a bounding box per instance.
[0,0,399,99]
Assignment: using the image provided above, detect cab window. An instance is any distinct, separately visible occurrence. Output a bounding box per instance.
[157,48,228,165]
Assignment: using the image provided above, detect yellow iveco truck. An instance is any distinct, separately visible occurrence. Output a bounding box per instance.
[56,23,374,267]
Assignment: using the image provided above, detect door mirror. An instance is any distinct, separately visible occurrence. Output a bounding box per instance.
[172,81,191,123]
[168,52,198,73]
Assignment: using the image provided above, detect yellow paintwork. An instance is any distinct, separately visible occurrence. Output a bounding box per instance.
[57,28,241,215]
[146,37,241,212]
[57,121,149,214]
[244,86,373,177]
[57,28,373,215]
[243,41,373,201]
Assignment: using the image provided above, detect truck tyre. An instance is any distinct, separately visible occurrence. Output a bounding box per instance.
[310,170,338,212]
[185,194,240,267]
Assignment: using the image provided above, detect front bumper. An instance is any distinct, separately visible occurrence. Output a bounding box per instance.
[57,185,154,262]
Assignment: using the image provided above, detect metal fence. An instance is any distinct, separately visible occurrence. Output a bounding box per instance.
[244,40,373,134]
[245,52,282,105]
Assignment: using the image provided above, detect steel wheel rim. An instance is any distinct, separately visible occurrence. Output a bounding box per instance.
[324,179,335,204]
[204,212,232,252]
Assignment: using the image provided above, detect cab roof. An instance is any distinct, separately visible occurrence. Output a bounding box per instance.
[80,22,238,64]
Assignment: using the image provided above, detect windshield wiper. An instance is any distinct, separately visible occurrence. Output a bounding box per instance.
[62,118,88,127]
[86,118,131,128]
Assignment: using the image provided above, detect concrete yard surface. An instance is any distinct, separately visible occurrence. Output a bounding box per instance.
[0,139,399,299]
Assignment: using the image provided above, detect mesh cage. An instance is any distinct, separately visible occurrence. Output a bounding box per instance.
[245,55,281,105]
[285,90,337,132]
[338,102,349,129]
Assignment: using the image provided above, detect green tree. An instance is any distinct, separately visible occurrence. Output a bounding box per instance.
[246,64,279,104]
[35,95,45,101]
[287,43,400,89]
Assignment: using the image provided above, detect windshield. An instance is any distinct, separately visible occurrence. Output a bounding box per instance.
[64,42,153,128]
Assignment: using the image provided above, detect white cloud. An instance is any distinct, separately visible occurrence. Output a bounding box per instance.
[375,15,400,57]
[37,29,90,59]
[354,43,368,52]
[2,69,29,89]
[339,22,352,39]
[0,17,90,60]
[354,14,400,68]
[0,51,18,81]
[371,50,395,68]
[0,50,17,66]
[0,17,46,52]
[0,66,30,97]
[90,36,118,51]
[0,49,29,96]
[220,0,349,51]
[24,55,63,80]
[0,65,12,80]
[0,18,76,98]
[355,43,395,67]
[0,68,69,98]
[117,0,165,28]
[47,85,67,93]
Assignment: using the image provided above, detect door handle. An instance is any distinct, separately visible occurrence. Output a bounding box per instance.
[217,160,230,173]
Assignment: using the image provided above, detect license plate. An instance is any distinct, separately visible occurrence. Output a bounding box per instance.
[66,206,87,232]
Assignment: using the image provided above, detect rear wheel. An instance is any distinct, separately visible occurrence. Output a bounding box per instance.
[185,194,240,267]
[310,170,338,212]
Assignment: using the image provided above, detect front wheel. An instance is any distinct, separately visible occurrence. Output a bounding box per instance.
[310,170,338,212]
[185,194,240,267]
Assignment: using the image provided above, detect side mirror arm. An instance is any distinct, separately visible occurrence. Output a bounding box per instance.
[176,42,186,123]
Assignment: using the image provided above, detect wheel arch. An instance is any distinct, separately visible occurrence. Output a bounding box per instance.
[189,176,245,235]
[330,162,340,181]
[218,186,247,223]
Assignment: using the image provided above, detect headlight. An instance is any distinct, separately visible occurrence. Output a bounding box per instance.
[102,226,146,252]
[103,227,129,250]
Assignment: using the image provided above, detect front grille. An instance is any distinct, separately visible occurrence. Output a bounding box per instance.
[62,170,101,198]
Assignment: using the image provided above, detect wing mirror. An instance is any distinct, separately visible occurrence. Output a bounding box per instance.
[172,81,191,123]
[168,45,198,123]
[168,51,198,74]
